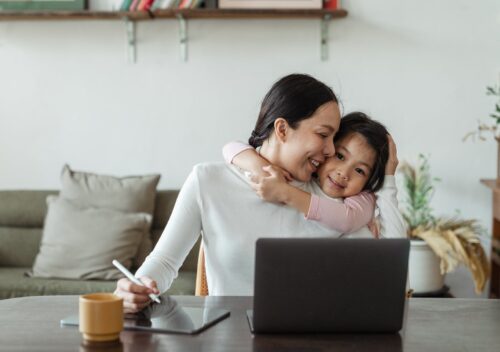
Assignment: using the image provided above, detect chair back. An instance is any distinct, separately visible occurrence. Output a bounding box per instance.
[195,244,208,296]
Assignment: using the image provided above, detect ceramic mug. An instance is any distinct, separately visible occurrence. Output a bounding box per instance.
[79,293,123,342]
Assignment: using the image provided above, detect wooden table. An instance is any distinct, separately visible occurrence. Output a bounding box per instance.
[481,179,500,298]
[0,295,499,351]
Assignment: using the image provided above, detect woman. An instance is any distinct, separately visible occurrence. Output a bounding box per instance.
[115,74,404,312]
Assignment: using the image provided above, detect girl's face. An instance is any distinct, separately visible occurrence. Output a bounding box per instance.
[279,102,341,182]
[317,132,376,198]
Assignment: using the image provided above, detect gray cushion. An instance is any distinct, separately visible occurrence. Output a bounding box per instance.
[59,165,160,267]
[0,227,42,267]
[152,190,180,230]
[0,268,195,299]
[32,196,151,280]
[0,191,58,227]
[0,268,117,299]
[60,164,160,214]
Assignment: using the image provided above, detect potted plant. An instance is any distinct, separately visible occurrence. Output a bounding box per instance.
[399,154,490,294]
[463,84,500,179]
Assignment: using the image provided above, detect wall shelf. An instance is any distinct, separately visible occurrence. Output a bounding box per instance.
[0,8,348,62]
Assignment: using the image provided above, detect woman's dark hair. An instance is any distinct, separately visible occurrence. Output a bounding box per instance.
[249,74,338,148]
[334,112,389,193]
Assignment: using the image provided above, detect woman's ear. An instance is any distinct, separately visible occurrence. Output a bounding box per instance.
[274,118,289,143]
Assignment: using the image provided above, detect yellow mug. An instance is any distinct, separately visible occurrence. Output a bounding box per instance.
[79,293,123,342]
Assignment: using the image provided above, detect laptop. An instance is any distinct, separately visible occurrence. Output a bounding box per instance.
[247,238,410,334]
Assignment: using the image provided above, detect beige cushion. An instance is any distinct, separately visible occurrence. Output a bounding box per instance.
[59,164,160,266]
[32,196,151,280]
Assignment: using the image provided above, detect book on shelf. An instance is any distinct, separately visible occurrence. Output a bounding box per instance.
[121,0,205,10]
[176,0,203,9]
[136,0,145,10]
[203,0,217,9]
[323,0,339,9]
[150,0,171,10]
[178,0,190,8]
[129,0,141,10]
[218,0,322,10]
[120,0,133,10]
[138,0,155,10]
[0,0,87,11]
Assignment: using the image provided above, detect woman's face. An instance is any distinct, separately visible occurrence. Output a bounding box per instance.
[280,101,341,182]
[317,132,376,198]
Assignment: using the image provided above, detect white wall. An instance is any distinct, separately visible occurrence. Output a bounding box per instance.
[1,0,499,240]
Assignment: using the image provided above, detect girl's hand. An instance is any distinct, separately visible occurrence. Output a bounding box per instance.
[271,165,293,182]
[249,164,293,183]
[385,135,399,175]
[250,165,291,203]
[114,276,159,313]
[367,219,380,239]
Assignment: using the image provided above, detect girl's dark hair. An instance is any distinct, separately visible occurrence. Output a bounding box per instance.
[334,112,389,193]
[249,74,338,148]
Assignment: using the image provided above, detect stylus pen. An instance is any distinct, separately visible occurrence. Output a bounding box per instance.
[112,259,161,304]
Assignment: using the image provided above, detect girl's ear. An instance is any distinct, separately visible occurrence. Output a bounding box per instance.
[274,118,289,143]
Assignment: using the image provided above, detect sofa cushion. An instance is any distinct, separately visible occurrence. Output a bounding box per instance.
[152,190,179,230]
[32,196,151,280]
[0,268,116,299]
[0,268,196,299]
[60,165,160,267]
[60,164,160,215]
[0,190,201,271]
[0,191,58,227]
[0,227,42,267]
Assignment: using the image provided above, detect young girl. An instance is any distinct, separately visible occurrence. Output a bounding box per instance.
[223,112,399,235]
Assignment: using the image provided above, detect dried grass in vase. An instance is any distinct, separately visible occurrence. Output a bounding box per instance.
[400,155,490,294]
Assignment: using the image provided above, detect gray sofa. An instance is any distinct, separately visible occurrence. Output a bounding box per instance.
[0,190,200,299]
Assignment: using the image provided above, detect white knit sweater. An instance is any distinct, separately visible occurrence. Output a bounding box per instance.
[136,162,405,296]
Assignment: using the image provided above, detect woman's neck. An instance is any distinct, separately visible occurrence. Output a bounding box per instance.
[258,139,280,166]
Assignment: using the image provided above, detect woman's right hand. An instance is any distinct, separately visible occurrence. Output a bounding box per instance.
[114,276,160,313]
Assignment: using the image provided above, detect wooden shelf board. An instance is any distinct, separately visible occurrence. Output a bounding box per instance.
[168,9,348,19]
[0,9,348,21]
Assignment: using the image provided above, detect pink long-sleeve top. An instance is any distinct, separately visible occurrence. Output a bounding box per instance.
[222,141,375,233]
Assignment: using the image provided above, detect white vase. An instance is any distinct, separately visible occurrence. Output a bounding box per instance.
[408,240,444,294]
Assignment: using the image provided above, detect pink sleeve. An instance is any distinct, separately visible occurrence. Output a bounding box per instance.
[306,191,376,233]
[222,141,254,164]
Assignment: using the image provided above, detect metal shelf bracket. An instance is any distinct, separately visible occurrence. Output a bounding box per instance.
[177,14,188,62]
[321,14,332,61]
[125,17,137,63]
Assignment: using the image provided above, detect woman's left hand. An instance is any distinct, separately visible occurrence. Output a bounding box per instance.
[385,135,399,175]
[250,165,291,203]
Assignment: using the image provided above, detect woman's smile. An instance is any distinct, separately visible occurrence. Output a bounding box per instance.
[309,158,322,172]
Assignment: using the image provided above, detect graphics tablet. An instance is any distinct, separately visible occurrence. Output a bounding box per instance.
[61,295,230,335]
